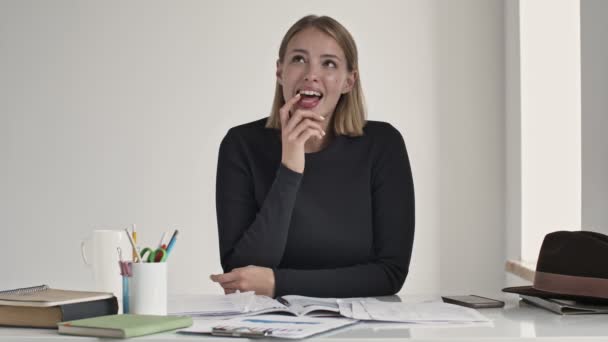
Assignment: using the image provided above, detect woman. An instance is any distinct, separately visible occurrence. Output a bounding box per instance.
[211,15,415,298]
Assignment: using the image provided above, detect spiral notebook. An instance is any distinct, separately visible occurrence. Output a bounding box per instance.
[0,285,114,307]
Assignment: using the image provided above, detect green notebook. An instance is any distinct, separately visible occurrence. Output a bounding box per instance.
[57,314,193,338]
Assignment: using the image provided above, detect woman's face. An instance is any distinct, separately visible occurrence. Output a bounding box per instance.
[277,27,356,118]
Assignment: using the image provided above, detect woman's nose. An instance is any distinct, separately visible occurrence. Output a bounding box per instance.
[303,64,320,82]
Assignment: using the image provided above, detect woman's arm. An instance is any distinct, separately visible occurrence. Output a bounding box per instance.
[216,128,302,271]
[216,96,325,273]
[274,262,407,298]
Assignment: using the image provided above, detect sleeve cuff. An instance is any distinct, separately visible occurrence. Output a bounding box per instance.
[276,163,303,186]
[273,268,288,297]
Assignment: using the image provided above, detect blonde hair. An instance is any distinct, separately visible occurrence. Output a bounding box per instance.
[266,15,366,136]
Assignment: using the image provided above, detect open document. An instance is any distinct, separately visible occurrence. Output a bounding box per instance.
[168,292,342,318]
[169,293,490,324]
[168,292,256,317]
[179,314,357,339]
[338,299,490,323]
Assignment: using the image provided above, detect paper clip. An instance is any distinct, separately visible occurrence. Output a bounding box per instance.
[211,326,272,338]
[117,247,130,314]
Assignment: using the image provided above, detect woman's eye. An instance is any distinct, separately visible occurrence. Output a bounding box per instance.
[324,60,337,68]
[291,55,305,63]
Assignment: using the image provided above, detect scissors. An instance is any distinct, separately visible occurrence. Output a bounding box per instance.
[140,247,167,262]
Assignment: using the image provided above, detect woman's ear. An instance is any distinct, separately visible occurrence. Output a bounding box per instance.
[276,59,283,85]
[341,70,357,94]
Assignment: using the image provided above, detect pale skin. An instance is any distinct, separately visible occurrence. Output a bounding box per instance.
[210,27,357,297]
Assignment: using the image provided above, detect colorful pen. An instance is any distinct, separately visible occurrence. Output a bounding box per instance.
[165,229,179,259]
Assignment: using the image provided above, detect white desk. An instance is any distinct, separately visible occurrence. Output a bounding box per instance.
[1,294,608,341]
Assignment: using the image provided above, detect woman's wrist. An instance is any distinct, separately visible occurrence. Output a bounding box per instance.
[269,268,276,298]
[281,158,304,174]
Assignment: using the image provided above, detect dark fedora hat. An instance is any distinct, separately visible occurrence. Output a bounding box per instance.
[503,230,608,304]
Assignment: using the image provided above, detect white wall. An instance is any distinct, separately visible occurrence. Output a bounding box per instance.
[504,0,523,282]
[581,0,608,234]
[436,1,506,295]
[519,0,582,261]
[505,0,608,271]
[504,0,582,272]
[1,0,504,296]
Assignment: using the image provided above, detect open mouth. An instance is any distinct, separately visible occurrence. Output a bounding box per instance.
[296,89,324,100]
[296,89,323,109]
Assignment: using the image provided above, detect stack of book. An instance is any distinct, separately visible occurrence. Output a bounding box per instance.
[0,284,118,328]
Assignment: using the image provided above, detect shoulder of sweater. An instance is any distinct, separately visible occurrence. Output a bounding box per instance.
[362,120,404,142]
[224,117,274,142]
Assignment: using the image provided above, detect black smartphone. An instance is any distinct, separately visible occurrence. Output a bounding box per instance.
[441,295,505,309]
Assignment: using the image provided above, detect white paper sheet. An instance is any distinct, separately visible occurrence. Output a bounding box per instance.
[358,301,490,323]
[351,300,373,320]
[168,292,256,316]
[179,314,358,339]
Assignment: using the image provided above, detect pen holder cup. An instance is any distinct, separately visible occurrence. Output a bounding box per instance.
[128,262,167,315]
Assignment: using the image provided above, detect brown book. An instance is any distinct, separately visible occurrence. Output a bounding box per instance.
[0,285,118,328]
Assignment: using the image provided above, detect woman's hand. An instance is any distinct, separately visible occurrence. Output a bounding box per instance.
[280,94,326,173]
[210,266,276,297]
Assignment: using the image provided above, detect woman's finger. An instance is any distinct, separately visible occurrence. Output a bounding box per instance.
[210,272,238,284]
[287,119,325,142]
[218,280,241,290]
[279,94,301,129]
[284,110,325,135]
[296,128,323,145]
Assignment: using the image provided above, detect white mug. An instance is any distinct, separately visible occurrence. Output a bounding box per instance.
[81,229,133,313]
[129,262,168,315]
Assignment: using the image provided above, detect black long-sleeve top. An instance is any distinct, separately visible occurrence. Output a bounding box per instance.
[215,118,415,298]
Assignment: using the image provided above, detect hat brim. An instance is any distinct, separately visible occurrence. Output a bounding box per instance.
[503,286,608,305]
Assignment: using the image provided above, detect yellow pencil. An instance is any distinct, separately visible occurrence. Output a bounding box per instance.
[131,223,137,261]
